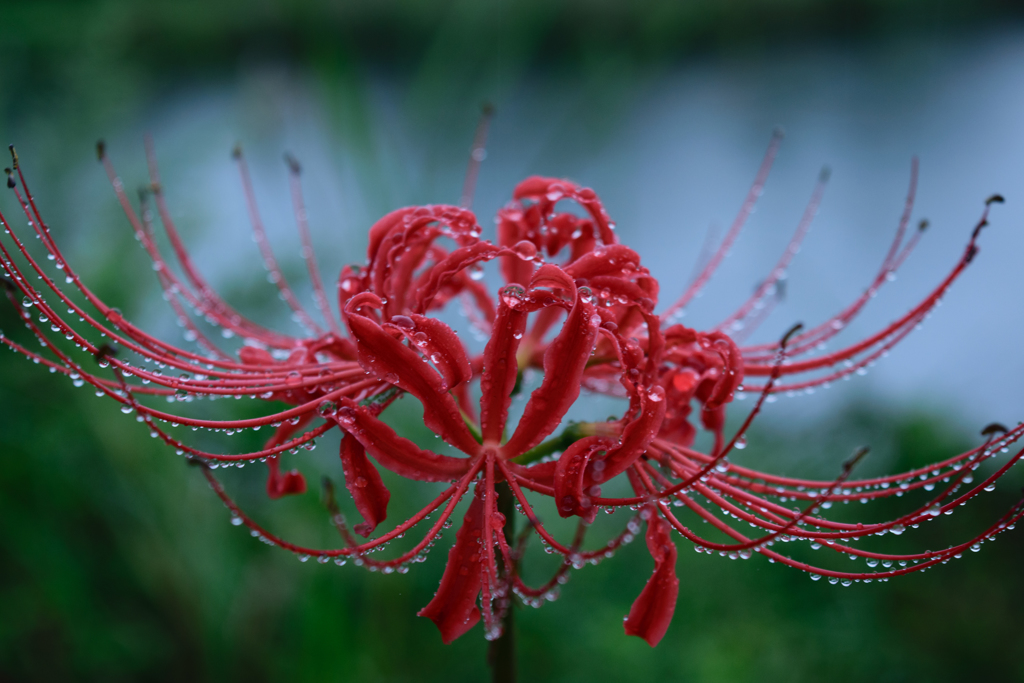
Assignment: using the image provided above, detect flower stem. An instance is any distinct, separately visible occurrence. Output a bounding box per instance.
[488,482,517,683]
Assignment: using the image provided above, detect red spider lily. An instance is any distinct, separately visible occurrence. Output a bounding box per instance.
[1,131,1021,651]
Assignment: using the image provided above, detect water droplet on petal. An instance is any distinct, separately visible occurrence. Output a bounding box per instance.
[512,240,537,260]
[391,315,415,329]
[500,285,526,309]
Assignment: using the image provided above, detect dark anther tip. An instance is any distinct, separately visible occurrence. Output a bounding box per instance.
[8,144,18,169]
[94,343,119,361]
[320,476,340,511]
[137,186,150,202]
[284,153,301,175]
[481,102,496,117]
[772,126,786,139]
[5,169,15,189]
[918,219,929,231]
[186,456,209,468]
[231,144,243,160]
[0,275,15,292]
[981,422,1008,437]
[780,322,804,349]
[96,140,106,161]
[843,446,870,472]
[986,194,1005,205]
[818,166,832,183]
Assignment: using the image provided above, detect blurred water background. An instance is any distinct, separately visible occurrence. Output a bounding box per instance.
[1,1,1023,681]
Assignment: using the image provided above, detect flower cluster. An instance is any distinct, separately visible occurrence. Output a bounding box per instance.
[1,135,1020,647]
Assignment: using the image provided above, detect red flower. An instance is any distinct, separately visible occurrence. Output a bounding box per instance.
[1,134,1020,649]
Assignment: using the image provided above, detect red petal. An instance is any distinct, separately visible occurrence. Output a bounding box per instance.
[238,346,275,365]
[529,263,577,297]
[502,296,600,457]
[366,207,416,265]
[402,313,472,390]
[340,432,391,537]
[552,436,611,518]
[564,244,641,280]
[263,415,313,499]
[266,455,307,499]
[589,385,666,486]
[511,176,616,246]
[479,302,528,443]
[512,175,557,200]
[413,242,503,313]
[497,214,536,286]
[334,402,471,482]
[418,485,486,643]
[345,293,479,455]
[624,513,679,647]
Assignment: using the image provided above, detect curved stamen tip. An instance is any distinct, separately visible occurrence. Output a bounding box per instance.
[980,422,1008,438]
[94,343,119,362]
[481,102,496,118]
[986,194,1005,205]
[0,275,15,292]
[779,322,804,349]
[842,446,870,473]
[96,140,106,161]
[918,219,929,232]
[231,143,243,160]
[321,475,338,509]
[8,144,18,169]
[284,152,301,175]
[186,456,209,469]
[818,166,831,183]
[772,126,785,139]
[5,168,14,189]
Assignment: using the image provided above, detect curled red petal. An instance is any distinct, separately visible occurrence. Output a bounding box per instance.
[266,455,307,499]
[529,263,577,301]
[340,431,391,537]
[624,512,679,647]
[345,293,479,455]
[414,242,503,313]
[589,385,666,486]
[479,302,528,443]
[418,485,486,643]
[502,295,600,457]
[553,436,612,518]
[498,215,536,285]
[702,331,744,409]
[512,175,558,200]
[403,313,473,390]
[238,345,275,365]
[511,176,616,245]
[263,415,312,499]
[333,402,471,482]
[564,244,641,280]
[366,207,416,265]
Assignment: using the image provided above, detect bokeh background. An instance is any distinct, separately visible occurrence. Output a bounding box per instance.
[1,1,1023,681]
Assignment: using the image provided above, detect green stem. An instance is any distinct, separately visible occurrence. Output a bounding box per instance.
[512,422,588,466]
[489,483,517,683]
